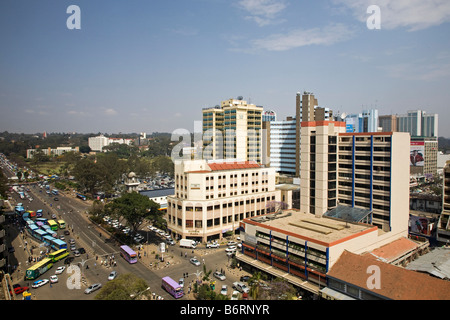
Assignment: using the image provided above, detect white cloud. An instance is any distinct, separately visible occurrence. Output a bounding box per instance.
[236,0,287,26]
[334,0,450,31]
[383,62,450,82]
[103,108,118,116]
[67,110,87,116]
[248,23,355,51]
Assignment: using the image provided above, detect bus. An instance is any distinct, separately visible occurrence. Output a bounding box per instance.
[31,229,48,242]
[57,220,66,229]
[47,220,58,231]
[76,193,87,201]
[26,258,53,280]
[119,245,138,264]
[27,210,36,218]
[162,276,184,299]
[50,238,67,250]
[48,249,69,262]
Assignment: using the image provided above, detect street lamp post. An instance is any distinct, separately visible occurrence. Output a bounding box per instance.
[130,286,151,300]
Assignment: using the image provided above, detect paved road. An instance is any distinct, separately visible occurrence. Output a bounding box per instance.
[4,181,249,300]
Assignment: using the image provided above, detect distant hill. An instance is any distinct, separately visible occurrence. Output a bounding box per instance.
[439,137,450,152]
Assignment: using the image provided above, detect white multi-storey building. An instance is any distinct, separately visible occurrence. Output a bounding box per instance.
[88,135,134,152]
[166,159,280,242]
[268,118,297,175]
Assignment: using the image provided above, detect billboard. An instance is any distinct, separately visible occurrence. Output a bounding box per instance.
[410,142,424,167]
[410,215,432,235]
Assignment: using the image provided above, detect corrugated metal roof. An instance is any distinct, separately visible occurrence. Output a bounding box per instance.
[405,247,450,280]
[140,188,174,198]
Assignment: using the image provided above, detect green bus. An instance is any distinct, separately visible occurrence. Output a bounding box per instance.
[48,249,69,263]
[57,220,66,229]
[47,220,58,231]
[26,258,53,280]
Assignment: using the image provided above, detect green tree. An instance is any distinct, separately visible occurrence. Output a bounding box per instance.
[248,271,267,300]
[104,192,160,234]
[95,273,150,300]
[72,158,102,196]
[0,170,8,198]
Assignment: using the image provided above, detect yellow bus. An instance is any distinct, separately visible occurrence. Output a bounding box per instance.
[57,220,66,229]
[48,249,69,263]
[26,258,53,280]
[47,220,58,231]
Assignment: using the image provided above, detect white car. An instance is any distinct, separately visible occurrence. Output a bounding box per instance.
[50,275,58,283]
[190,257,201,266]
[85,283,102,294]
[227,241,237,246]
[231,290,240,300]
[225,246,237,252]
[108,271,118,281]
[206,242,219,248]
[32,279,49,288]
[179,278,184,288]
[213,271,226,281]
[220,285,228,296]
[55,266,65,274]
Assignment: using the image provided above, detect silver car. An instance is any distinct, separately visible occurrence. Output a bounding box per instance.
[84,283,102,294]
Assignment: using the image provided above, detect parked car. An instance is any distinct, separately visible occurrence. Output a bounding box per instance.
[231,290,240,300]
[220,285,228,296]
[233,281,249,294]
[32,279,49,288]
[84,283,102,294]
[213,271,226,281]
[64,257,74,264]
[179,278,184,288]
[12,285,29,295]
[240,275,250,282]
[206,242,219,248]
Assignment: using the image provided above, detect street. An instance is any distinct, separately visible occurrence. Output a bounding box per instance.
[4,179,250,301]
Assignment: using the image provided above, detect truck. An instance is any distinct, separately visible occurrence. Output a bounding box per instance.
[180,239,197,249]
[232,281,250,294]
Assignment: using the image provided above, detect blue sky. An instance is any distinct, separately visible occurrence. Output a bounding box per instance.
[1,0,450,137]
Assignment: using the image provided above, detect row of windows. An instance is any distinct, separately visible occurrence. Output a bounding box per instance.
[167,210,267,228]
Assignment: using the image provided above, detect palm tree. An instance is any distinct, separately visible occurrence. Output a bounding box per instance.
[249,271,266,299]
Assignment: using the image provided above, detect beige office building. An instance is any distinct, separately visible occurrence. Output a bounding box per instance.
[437,161,450,244]
[300,120,410,233]
[202,98,263,162]
[166,160,280,242]
[238,121,412,294]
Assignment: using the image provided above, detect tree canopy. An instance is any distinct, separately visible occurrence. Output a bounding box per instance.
[104,192,160,234]
[95,273,150,300]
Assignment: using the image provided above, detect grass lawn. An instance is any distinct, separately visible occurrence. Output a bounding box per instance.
[34,162,65,175]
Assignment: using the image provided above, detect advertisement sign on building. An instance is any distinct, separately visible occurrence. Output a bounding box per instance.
[410,141,425,167]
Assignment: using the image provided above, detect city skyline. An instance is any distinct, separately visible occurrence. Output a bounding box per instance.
[1,1,450,136]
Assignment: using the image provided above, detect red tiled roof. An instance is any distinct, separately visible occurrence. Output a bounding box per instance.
[207,161,260,171]
[327,250,450,300]
[366,237,420,263]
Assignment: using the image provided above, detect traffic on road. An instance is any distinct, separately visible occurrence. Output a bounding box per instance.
[1,154,252,301]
